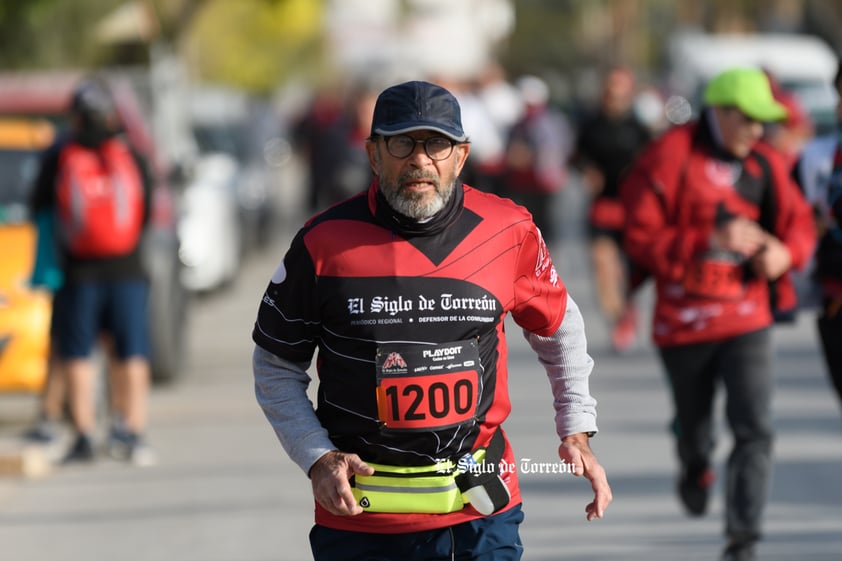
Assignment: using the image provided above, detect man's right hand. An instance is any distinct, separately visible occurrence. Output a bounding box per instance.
[309,450,374,516]
[711,216,766,258]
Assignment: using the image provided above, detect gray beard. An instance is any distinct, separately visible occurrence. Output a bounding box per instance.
[382,183,453,220]
[374,147,456,220]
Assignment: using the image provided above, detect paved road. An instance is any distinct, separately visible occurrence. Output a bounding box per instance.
[1,182,840,561]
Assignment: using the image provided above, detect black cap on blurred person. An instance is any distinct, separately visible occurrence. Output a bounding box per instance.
[69,77,121,146]
[370,81,468,142]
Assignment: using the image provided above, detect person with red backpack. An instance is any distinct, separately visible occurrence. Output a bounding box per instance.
[29,77,155,465]
[620,67,816,561]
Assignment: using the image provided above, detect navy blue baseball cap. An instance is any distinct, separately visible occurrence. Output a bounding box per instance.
[370,81,468,142]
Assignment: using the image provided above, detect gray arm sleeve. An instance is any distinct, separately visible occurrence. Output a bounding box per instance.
[523,293,598,439]
[253,345,336,474]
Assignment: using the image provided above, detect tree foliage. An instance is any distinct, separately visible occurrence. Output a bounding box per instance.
[0,0,321,95]
[0,0,127,69]
[184,0,323,95]
[1,0,840,95]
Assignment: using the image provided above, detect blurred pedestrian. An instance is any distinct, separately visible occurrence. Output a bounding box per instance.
[21,193,67,444]
[294,80,377,213]
[620,67,816,561]
[760,69,815,170]
[793,60,842,409]
[29,77,156,465]
[500,75,573,244]
[253,80,611,561]
[20,355,66,444]
[458,62,525,196]
[570,66,652,353]
[437,74,508,196]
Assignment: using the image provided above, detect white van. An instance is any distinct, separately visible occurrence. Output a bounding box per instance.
[667,31,839,134]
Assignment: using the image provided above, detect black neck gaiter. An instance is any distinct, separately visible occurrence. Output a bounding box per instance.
[371,178,464,238]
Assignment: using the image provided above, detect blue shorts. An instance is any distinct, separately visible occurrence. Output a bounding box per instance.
[52,279,150,360]
[309,503,524,561]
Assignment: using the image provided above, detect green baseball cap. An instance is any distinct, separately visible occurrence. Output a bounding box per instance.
[703,67,788,122]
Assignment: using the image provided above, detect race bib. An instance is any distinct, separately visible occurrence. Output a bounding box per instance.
[375,339,481,432]
[684,254,745,300]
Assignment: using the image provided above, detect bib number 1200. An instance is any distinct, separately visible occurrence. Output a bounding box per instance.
[375,339,482,431]
[379,373,476,429]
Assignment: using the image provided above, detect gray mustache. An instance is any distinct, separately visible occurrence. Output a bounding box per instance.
[399,172,439,186]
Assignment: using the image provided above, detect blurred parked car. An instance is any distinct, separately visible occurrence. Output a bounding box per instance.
[177,149,242,292]
[174,85,292,293]
[0,71,189,384]
[189,86,284,251]
[0,118,55,393]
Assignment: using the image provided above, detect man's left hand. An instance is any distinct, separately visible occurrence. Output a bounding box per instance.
[750,233,792,280]
[558,433,613,521]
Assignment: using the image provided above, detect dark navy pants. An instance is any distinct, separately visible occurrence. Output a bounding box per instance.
[309,503,524,561]
[659,328,773,544]
[53,278,150,360]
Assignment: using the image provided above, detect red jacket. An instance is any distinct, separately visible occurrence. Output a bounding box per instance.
[620,120,816,347]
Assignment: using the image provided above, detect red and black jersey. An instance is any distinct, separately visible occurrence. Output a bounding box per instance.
[253,179,567,532]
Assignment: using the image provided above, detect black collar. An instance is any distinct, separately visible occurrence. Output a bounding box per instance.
[369,178,465,238]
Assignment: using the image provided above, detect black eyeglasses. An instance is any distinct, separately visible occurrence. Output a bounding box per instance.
[379,134,457,160]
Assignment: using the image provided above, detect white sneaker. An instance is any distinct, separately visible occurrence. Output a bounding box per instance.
[106,428,158,467]
[129,441,158,467]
